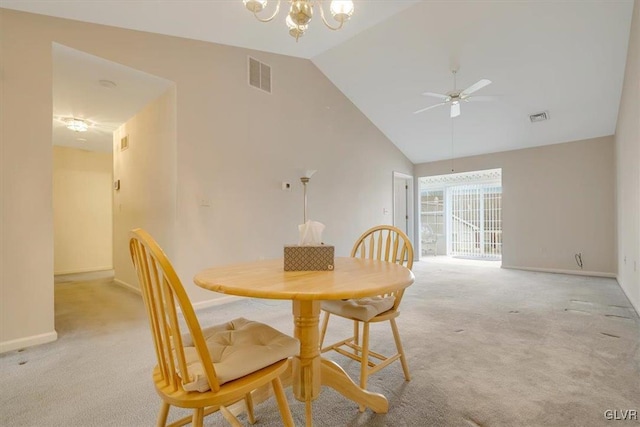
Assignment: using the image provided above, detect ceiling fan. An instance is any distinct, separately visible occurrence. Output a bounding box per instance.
[414,70,492,118]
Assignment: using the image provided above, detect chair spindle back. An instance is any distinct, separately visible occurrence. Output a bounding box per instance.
[129,228,220,393]
[350,225,414,309]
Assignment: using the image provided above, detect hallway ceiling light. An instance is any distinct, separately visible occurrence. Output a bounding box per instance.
[98,79,117,89]
[64,118,90,132]
[243,0,354,41]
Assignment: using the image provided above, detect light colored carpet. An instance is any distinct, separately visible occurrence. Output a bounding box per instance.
[1,259,638,426]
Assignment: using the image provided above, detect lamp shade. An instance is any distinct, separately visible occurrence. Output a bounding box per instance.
[244,0,267,13]
[330,0,354,22]
[289,1,313,26]
[300,169,317,179]
[286,14,308,38]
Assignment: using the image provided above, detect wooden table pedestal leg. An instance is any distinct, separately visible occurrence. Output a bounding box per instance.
[320,358,389,414]
[292,300,322,427]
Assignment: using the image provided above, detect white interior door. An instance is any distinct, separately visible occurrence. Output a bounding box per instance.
[392,172,414,259]
[394,178,408,234]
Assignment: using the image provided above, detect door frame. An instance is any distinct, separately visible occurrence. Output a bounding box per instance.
[392,171,416,261]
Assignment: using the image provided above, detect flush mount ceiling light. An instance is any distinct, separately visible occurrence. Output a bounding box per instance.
[98,79,117,89]
[64,118,90,132]
[243,0,354,41]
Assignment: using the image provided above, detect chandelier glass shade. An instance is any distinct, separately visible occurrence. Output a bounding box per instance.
[243,0,354,41]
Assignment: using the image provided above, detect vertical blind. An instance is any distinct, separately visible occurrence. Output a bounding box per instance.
[448,184,502,258]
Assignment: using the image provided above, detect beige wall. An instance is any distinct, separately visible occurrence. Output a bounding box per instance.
[113,88,177,291]
[0,9,413,350]
[415,136,617,276]
[171,50,415,303]
[1,10,56,351]
[615,0,640,312]
[53,146,113,274]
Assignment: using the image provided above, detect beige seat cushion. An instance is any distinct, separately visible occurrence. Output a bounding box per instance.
[180,318,299,392]
[321,295,395,322]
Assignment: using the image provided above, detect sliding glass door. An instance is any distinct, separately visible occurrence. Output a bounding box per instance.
[419,168,502,260]
[447,184,502,259]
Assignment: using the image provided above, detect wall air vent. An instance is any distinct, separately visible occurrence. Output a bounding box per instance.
[248,56,271,94]
[120,135,129,151]
[529,111,550,123]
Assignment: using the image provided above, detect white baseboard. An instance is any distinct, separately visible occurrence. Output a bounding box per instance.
[54,266,113,275]
[111,280,237,311]
[113,279,141,295]
[190,295,239,312]
[502,265,616,278]
[616,276,640,316]
[0,331,58,354]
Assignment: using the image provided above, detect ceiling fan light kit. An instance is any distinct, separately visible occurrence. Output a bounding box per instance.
[243,0,354,41]
[414,69,493,118]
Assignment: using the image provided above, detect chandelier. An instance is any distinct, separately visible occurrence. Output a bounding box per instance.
[243,0,355,41]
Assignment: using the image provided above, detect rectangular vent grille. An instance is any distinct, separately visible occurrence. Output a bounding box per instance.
[529,111,550,123]
[120,135,129,151]
[248,56,271,93]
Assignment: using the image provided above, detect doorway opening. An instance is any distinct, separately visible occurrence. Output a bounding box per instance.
[419,168,502,260]
[52,43,174,333]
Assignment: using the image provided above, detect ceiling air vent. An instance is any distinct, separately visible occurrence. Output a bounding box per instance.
[529,111,550,123]
[248,56,271,94]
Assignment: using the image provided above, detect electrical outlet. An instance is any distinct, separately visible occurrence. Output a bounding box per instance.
[383,208,390,215]
[200,199,212,207]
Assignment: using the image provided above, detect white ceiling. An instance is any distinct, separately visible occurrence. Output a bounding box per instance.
[4,0,633,163]
[314,1,634,163]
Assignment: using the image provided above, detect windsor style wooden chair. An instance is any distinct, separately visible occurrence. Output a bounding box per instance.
[129,228,299,426]
[319,225,414,398]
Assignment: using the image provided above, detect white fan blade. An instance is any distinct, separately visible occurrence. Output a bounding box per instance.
[467,95,497,102]
[460,79,491,97]
[421,92,449,100]
[413,102,448,115]
[451,103,460,118]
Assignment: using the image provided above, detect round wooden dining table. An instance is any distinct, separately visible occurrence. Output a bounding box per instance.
[194,256,415,427]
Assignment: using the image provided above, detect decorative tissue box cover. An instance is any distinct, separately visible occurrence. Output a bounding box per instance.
[284,245,335,271]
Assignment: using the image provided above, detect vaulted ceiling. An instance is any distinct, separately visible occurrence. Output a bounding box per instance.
[2,0,634,163]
